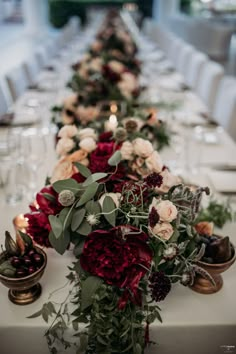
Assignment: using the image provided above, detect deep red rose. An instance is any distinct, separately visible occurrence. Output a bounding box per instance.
[36,186,62,215]
[99,131,113,142]
[25,211,51,248]
[80,226,152,308]
[89,141,125,179]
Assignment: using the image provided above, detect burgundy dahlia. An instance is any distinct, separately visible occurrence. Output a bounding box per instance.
[149,271,171,302]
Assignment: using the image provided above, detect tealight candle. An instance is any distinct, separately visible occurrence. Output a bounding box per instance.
[105,114,118,132]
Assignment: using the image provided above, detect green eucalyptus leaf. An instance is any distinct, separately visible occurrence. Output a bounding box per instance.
[76,182,99,207]
[53,178,81,194]
[81,276,103,311]
[76,220,92,236]
[42,193,56,202]
[71,208,86,232]
[108,150,122,166]
[82,172,107,187]
[48,215,63,239]
[73,162,91,177]
[169,229,179,243]
[74,240,85,257]
[102,196,116,226]
[135,344,142,354]
[85,200,101,214]
[49,230,70,255]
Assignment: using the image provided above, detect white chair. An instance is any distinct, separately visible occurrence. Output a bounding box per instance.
[212,76,236,140]
[5,64,30,102]
[0,84,9,116]
[196,61,224,113]
[169,39,185,69]
[177,45,195,78]
[185,51,208,90]
[24,54,42,86]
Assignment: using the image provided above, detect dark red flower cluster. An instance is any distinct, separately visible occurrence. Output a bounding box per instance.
[80,226,152,308]
[89,141,125,180]
[102,64,121,83]
[149,271,171,302]
[149,207,160,228]
[144,173,163,188]
[25,186,63,248]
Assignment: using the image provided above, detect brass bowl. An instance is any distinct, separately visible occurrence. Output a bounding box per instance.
[191,244,235,294]
[0,247,47,305]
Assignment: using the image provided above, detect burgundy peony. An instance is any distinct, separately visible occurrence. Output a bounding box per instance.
[36,186,62,215]
[25,212,51,248]
[99,131,113,142]
[80,226,152,308]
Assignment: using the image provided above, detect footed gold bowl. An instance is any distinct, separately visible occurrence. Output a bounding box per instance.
[0,247,47,305]
[191,246,235,294]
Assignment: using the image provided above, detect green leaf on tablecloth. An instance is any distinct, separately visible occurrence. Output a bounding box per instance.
[73,162,91,178]
[76,182,99,207]
[102,196,116,226]
[48,215,63,239]
[108,150,122,166]
[82,172,107,187]
[81,276,103,311]
[52,178,81,194]
[76,220,92,236]
[71,208,86,232]
[49,230,70,255]
[27,309,42,319]
[85,200,101,214]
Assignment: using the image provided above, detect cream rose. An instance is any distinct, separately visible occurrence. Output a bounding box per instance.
[56,138,75,156]
[77,105,100,125]
[79,137,97,153]
[89,57,103,72]
[51,159,78,184]
[99,193,121,208]
[152,222,174,240]
[145,151,163,173]
[152,200,178,222]
[120,141,134,160]
[58,125,78,139]
[132,138,154,158]
[78,128,97,141]
[108,60,125,74]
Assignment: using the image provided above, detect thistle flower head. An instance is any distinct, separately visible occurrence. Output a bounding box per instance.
[58,190,75,207]
[86,214,99,226]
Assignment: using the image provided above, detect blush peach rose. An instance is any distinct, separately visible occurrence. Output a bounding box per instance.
[152,222,174,240]
[51,159,78,184]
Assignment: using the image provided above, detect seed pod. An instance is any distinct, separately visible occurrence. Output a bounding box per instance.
[5,231,20,256]
[16,232,25,255]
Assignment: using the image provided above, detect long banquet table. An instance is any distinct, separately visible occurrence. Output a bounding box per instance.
[0,14,236,354]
